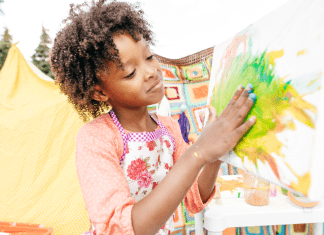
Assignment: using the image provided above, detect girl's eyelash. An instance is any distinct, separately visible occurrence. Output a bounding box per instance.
[125,70,136,78]
[124,55,154,78]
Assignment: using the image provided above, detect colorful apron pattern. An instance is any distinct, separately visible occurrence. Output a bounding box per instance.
[85,110,176,235]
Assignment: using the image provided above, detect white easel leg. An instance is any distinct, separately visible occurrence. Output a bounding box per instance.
[313,223,323,235]
[194,211,204,235]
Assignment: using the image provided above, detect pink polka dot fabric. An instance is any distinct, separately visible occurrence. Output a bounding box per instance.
[75,113,216,235]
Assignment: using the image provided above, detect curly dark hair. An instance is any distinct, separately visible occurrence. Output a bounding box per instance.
[49,0,156,123]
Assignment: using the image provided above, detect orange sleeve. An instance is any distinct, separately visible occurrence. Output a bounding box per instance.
[75,118,135,235]
[160,115,216,214]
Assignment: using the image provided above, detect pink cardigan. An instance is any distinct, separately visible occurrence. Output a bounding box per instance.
[75,113,216,235]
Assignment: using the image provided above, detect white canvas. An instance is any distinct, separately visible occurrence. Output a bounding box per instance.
[206,0,324,201]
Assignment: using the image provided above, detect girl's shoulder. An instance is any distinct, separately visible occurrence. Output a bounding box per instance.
[76,113,120,143]
[76,113,124,164]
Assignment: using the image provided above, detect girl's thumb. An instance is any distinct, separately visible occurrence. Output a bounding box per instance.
[200,105,217,124]
[207,105,217,123]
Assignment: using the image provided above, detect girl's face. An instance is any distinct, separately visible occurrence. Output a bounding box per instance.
[93,33,164,109]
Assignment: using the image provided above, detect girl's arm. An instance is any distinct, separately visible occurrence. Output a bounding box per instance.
[198,160,222,203]
[198,105,222,203]
[131,144,205,235]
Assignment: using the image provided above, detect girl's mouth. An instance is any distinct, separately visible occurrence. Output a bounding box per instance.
[147,79,163,92]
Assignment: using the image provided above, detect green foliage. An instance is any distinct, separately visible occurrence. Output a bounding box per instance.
[0,26,12,71]
[31,25,54,79]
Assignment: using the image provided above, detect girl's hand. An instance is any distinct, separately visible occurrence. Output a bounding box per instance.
[194,85,257,166]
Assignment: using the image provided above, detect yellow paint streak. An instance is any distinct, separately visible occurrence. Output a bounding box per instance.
[283,107,315,128]
[308,78,319,86]
[281,85,316,128]
[284,162,311,196]
[291,97,317,113]
[286,120,296,130]
[266,50,284,66]
[237,130,284,165]
[284,84,300,97]
[307,72,322,86]
[216,178,244,194]
[257,132,284,157]
[297,49,307,56]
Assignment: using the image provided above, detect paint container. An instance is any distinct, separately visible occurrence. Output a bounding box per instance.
[243,172,270,206]
[270,183,277,197]
[215,183,222,199]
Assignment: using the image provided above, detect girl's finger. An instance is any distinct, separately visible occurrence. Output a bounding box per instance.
[230,96,255,128]
[232,115,256,142]
[219,85,244,119]
[227,85,252,121]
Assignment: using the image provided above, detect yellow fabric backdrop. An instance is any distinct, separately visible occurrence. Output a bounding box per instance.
[0,43,91,234]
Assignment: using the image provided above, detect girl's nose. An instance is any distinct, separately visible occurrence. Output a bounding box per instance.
[143,63,157,81]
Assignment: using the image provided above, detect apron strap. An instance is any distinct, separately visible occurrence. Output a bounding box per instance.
[109,109,129,165]
[150,114,176,153]
[109,109,176,165]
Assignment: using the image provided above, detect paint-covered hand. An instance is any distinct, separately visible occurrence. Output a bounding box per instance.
[193,85,257,166]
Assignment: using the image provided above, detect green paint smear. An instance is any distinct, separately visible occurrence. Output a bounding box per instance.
[213,50,288,137]
[211,49,314,169]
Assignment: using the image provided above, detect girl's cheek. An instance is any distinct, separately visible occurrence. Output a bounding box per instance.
[156,63,162,73]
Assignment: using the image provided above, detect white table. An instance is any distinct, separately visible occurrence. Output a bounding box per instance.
[194,191,324,235]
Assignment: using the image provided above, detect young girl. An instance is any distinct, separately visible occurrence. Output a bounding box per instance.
[49,1,257,234]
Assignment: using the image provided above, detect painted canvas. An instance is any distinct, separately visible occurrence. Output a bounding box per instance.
[207,0,324,201]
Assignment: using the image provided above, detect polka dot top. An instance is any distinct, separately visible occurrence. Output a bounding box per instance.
[75,113,216,235]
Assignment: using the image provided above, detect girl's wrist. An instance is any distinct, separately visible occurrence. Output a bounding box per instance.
[187,143,208,168]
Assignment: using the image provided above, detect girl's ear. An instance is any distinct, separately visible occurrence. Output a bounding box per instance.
[92,84,109,102]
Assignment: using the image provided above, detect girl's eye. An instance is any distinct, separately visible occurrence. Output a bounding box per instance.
[125,69,136,78]
[147,55,154,60]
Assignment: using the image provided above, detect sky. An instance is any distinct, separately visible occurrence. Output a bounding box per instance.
[0,0,291,61]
